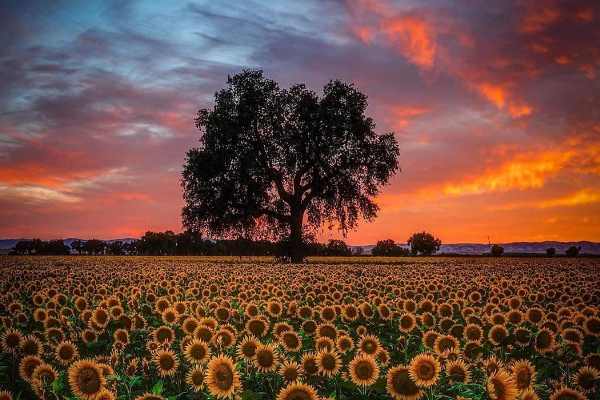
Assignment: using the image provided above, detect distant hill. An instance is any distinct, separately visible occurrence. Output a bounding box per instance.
[2,238,599,255]
[352,241,600,255]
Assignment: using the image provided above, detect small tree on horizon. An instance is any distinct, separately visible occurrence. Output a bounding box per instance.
[407,232,441,256]
[566,245,581,257]
[491,244,504,256]
[181,70,400,262]
[546,247,556,256]
[371,239,410,257]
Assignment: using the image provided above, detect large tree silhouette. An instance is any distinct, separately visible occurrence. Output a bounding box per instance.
[182,70,399,262]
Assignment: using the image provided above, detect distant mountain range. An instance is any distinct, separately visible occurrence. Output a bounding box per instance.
[1,238,599,255]
[351,241,600,255]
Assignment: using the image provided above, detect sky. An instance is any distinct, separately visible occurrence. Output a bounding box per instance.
[1,0,599,244]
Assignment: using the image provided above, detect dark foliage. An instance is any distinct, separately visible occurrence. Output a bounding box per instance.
[566,245,581,257]
[491,244,504,257]
[181,70,399,261]
[371,239,410,257]
[407,231,441,256]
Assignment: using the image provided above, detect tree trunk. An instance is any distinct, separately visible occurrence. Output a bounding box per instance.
[288,210,304,263]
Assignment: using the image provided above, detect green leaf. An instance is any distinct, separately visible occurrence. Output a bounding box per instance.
[152,379,164,395]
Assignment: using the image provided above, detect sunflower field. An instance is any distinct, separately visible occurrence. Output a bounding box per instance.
[1,256,599,400]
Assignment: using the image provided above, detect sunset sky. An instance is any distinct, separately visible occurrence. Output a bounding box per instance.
[1,0,599,244]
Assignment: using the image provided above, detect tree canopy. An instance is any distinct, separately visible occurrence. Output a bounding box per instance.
[182,70,399,261]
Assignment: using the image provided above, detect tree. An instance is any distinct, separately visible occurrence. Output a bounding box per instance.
[71,240,84,254]
[84,239,105,255]
[566,245,581,257]
[325,240,352,256]
[407,232,441,256]
[371,239,410,257]
[182,70,399,262]
[107,241,125,255]
[546,247,556,256]
[13,240,34,255]
[491,244,504,257]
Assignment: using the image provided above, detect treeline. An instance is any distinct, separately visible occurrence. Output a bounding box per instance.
[10,231,357,256]
[9,231,586,257]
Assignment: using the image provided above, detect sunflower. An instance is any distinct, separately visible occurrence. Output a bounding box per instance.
[433,335,459,356]
[153,350,179,377]
[0,391,12,400]
[153,325,175,344]
[94,388,117,400]
[423,330,439,349]
[358,334,380,355]
[387,365,423,400]
[342,304,359,321]
[301,352,319,377]
[336,335,354,353]
[213,328,236,348]
[134,394,165,400]
[520,388,540,400]
[194,325,214,343]
[316,349,341,377]
[315,336,335,352]
[548,386,586,400]
[276,382,318,400]
[316,323,337,340]
[535,329,555,353]
[445,359,471,385]
[237,336,259,361]
[91,308,109,329]
[409,353,440,387]
[279,360,303,383]
[514,327,531,346]
[205,355,241,398]
[55,341,79,366]
[19,355,43,382]
[487,369,518,400]
[279,330,302,353]
[511,360,536,391]
[488,324,509,346]
[464,323,483,343]
[254,343,279,373]
[19,335,43,357]
[302,320,317,335]
[82,328,97,344]
[186,365,205,392]
[574,366,599,393]
[583,316,600,337]
[246,317,269,338]
[68,359,106,400]
[399,313,417,333]
[185,339,211,364]
[31,362,58,387]
[484,355,504,375]
[349,353,380,386]
[113,328,129,345]
[1,328,22,354]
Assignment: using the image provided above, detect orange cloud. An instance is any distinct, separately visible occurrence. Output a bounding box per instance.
[390,105,429,129]
[381,15,437,69]
[540,189,600,208]
[443,151,574,196]
[474,82,533,118]
[520,7,561,33]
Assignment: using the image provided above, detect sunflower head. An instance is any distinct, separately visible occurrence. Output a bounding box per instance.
[276,382,318,400]
[409,353,441,387]
[387,365,423,400]
[487,369,518,400]
[349,353,380,387]
[68,359,106,400]
[205,355,241,399]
